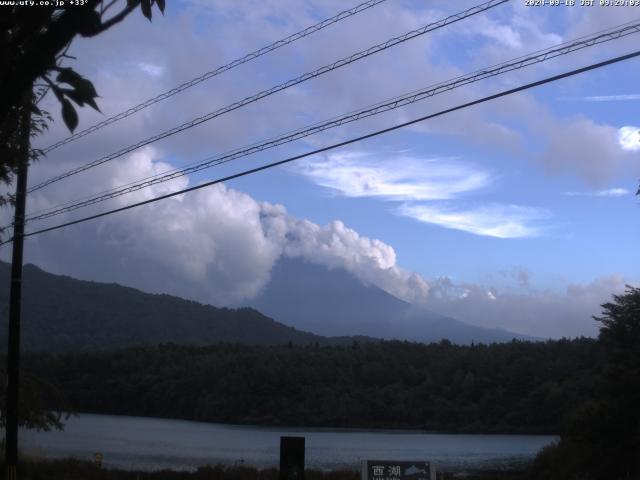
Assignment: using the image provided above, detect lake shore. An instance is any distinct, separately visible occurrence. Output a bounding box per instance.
[20,413,555,472]
[11,459,529,480]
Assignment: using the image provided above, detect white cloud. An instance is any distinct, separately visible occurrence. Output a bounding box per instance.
[461,3,562,70]
[592,188,630,197]
[618,126,640,152]
[295,151,491,201]
[565,188,630,197]
[574,94,640,102]
[136,62,165,77]
[565,4,640,40]
[262,212,431,304]
[2,0,634,342]
[427,274,632,338]
[295,152,544,241]
[6,147,432,307]
[539,118,623,184]
[471,16,522,49]
[398,203,549,239]
[1,145,629,339]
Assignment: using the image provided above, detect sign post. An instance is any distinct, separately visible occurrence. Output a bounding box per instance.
[362,460,435,480]
[280,436,305,480]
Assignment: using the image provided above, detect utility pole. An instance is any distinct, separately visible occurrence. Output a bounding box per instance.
[5,94,31,480]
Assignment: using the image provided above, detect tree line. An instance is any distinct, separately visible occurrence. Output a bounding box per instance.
[13,337,600,434]
[3,286,637,479]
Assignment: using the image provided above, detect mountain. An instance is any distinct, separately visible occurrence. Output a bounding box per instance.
[0,262,365,352]
[0,259,529,352]
[246,258,532,344]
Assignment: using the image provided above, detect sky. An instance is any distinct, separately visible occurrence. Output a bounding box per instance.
[2,0,639,338]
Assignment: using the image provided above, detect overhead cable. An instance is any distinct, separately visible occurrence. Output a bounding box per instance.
[24,20,640,223]
[40,0,390,154]
[28,0,509,193]
[3,48,637,245]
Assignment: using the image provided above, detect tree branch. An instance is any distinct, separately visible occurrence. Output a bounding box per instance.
[91,1,139,36]
[101,0,120,16]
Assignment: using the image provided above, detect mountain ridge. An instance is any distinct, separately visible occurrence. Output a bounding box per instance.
[0,261,373,352]
[247,257,534,344]
[0,259,531,351]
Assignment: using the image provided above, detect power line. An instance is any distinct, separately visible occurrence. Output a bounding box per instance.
[22,19,640,221]
[27,17,640,221]
[4,48,638,245]
[24,20,640,223]
[28,0,509,194]
[40,0,390,154]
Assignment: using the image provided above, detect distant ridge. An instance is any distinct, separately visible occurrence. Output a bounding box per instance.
[0,259,530,352]
[247,258,534,344]
[0,261,370,352]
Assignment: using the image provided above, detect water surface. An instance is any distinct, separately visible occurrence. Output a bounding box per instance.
[21,414,557,471]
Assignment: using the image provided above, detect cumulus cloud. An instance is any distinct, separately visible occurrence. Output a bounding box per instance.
[4,147,431,307]
[565,3,640,40]
[294,151,491,201]
[0,145,628,338]
[426,274,631,338]
[261,209,431,304]
[469,15,523,49]
[75,0,539,159]
[398,203,550,238]
[540,118,623,184]
[28,0,635,196]
[26,0,639,194]
[1,0,634,342]
[135,62,165,78]
[618,126,640,152]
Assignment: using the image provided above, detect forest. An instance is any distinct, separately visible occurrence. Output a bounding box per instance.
[2,287,638,479]
[15,337,599,434]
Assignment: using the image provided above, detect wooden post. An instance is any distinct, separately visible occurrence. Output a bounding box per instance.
[5,95,31,480]
[280,436,305,480]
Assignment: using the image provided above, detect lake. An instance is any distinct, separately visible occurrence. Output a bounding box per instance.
[21,414,557,472]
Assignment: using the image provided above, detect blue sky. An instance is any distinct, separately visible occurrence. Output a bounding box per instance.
[3,0,639,337]
[218,25,640,288]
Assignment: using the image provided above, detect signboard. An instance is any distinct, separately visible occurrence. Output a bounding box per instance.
[94,452,103,468]
[362,460,434,480]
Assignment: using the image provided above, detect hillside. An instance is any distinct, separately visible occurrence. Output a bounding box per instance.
[0,259,530,352]
[0,262,358,352]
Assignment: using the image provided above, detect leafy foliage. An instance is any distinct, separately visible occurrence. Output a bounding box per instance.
[530,286,640,480]
[0,92,50,213]
[0,0,164,208]
[0,364,71,432]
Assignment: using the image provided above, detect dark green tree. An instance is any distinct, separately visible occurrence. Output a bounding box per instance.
[593,286,640,477]
[0,0,165,208]
[532,286,640,480]
[0,364,70,432]
[0,0,165,430]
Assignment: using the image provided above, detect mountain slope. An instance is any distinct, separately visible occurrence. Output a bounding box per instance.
[0,259,529,351]
[248,258,410,336]
[0,262,349,352]
[247,258,531,344]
